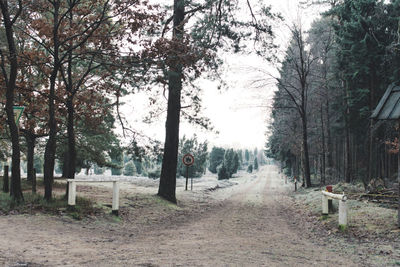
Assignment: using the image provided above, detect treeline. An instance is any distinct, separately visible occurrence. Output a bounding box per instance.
[267,0,400,187]
[209,147,263,179]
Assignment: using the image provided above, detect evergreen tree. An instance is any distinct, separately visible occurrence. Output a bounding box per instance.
[124,161,137,176]
[254,158,259,171]
[247,164,253,173]
[177,135,208,178]
[218,164,229,180]
[209,147,225,174]
[245,149,250,163]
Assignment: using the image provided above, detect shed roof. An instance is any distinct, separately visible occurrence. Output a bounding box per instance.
[371,83,400,120]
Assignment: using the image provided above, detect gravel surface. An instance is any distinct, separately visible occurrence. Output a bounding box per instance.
[0,165,379,266]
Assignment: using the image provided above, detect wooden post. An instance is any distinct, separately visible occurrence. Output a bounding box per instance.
[112,181,119,216]
[68,181,76,206]
[322,194,328,215]
[2,165,9,193]
[339,199,348,227]
[32,168,36,193]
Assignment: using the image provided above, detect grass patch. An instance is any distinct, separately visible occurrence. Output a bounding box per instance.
[320,214,329,220]
[0,191,103,220]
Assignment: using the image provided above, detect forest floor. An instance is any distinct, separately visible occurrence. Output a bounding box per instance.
[0,165,399,266]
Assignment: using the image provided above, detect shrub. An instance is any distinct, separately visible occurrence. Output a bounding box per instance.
[209,147,225,173]
[247,164,253,173]
[123,161,137,176]
[218,164,229,180]
[148,168,161,179]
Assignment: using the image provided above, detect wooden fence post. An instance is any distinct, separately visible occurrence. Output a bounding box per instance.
[322,195,328,215]
[339,199,348,227]
[68,181,76,206]
[112,181,119,216]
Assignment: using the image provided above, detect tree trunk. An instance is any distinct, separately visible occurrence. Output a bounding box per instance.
[66,96,76,179]
[43,1,60,201]
[158,0,185,203]
[320,104,326,185]
[32,168,36,193]
[326,100,333,168]
[344,121,352,183]
[62,152,69,178]
[3,165,9,193]
[0,0,23,201]
[301,116,312,187]
[43,69,57,201]
[25,132,35,182]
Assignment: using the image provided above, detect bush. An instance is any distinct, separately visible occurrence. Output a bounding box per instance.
[218,164,229,180]
[123,161,137,176]
[148,168,161,179]
[254,158,259,171]
[247,164,253,173]
[209,147,225,173]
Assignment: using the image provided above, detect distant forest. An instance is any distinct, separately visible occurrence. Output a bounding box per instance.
[267,0,400,187]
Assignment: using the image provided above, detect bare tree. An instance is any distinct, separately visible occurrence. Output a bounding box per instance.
[275,23,317,187]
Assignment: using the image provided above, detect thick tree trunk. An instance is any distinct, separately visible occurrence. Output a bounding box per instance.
[43,1,60,201]
[158,0,185,203]
[43,70,57,201]
[62,152,69,178]
[0,0,23,201]
[66,96,76,179]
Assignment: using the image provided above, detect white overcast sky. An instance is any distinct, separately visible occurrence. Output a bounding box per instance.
[119,0,325,150]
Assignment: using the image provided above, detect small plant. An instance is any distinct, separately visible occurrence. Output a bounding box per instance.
[247,164,253,173]
[218,164,229,180]
[320,215,329,220]
[148,168,161,179]
[338,224,347,232]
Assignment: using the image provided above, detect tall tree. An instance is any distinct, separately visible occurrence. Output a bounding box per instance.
[158,0,185,203]
[157,0,279,202]
[0,0,23,200]
[275,24,316,187]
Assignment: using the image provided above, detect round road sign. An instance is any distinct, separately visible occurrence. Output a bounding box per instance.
[182,153,195,166]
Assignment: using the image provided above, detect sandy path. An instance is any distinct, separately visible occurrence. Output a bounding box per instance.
[0,165,358,266]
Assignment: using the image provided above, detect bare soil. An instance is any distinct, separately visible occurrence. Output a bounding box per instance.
[0,165,397,266]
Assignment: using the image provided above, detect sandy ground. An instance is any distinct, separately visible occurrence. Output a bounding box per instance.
[0,165,366,266]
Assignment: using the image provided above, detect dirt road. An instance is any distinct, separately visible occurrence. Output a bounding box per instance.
[0,165,358,266]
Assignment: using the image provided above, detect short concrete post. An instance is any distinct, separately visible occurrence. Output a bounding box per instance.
[322,195,328,215]
[68,181,76,206]
[112,181,119,216]
[339,199,348,227]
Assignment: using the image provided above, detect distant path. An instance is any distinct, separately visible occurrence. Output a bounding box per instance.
[0,165,358,266]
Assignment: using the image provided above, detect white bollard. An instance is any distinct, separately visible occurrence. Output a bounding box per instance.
[322,195,329,215]
[68,181,76,206]
[112,181,119,215]
[339,199,348,227]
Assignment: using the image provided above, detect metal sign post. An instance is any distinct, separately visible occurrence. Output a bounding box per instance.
[182,153,194,191]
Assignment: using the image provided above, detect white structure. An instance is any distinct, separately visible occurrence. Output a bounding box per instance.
[321,191,348,227]
[67,179,119,215]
